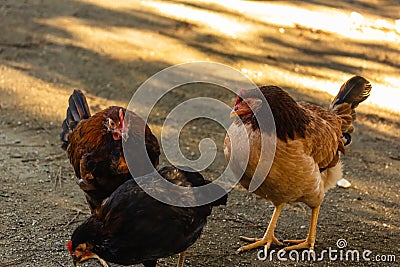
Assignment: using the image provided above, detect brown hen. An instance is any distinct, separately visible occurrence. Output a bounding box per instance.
[61,90,160,212]
[224,76,371,252]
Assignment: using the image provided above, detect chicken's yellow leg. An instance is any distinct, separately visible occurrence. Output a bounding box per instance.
[177,251,185,267]
[237,203,284,253]
[283,205,320,251]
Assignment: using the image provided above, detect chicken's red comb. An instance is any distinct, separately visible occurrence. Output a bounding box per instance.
[238,89,247,96]
[119,108,124,121]
[234,89,247,106]
[66,240,73,255]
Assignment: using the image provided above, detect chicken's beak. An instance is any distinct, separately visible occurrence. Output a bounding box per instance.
[230,109,238,118]
[121,130,128,142]
[230,98,262,118]
[113,129,128,142]
[230,100,250,118]
[230,108,247,118]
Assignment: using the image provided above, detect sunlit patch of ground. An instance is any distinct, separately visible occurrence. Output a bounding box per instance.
[16,0,399,113]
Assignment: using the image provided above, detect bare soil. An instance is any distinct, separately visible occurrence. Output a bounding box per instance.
[0,1,399,266]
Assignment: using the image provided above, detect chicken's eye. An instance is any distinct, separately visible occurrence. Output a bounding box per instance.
[108,119,116,129]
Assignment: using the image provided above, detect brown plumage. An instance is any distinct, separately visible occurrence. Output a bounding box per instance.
[61,90,160,212]
[224,76,371,252]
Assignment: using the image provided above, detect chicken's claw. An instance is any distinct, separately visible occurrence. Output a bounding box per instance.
[239,236,261,242]
[240,235,282,245]
[283,239,314,251]
[237,234,282,253]
[283,238,306,244]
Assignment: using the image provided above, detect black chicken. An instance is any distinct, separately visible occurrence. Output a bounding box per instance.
[67,166,228,267]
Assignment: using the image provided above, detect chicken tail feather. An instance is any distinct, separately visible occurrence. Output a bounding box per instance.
[329,76,371,144]
[61,90,91,150]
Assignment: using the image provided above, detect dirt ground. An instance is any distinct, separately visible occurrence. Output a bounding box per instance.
[0,0,399,266]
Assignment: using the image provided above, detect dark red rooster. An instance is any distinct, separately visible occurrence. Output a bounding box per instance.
[67,166,228,267]
[224,76,371,252]
[61,90,160,212]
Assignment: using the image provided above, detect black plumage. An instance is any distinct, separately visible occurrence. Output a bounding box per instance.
[68,166,228,267]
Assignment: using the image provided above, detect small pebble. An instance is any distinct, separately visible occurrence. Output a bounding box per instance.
[337,178,351,188]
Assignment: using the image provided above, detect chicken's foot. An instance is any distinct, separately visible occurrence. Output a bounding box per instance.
[237,203,284,253]
[239,235,281,244]
[283,238,306,244]
[177,251,186,267]
[283,205,320,251]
